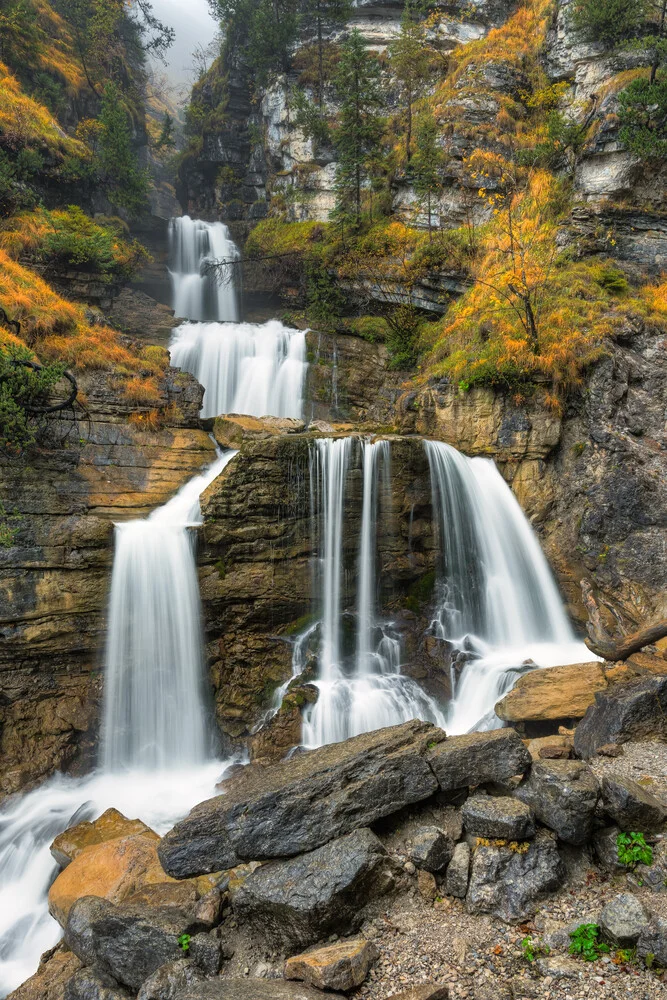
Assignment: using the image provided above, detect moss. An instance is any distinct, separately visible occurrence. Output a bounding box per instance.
[283,612,316,636]
[215,557,228,580]
[404,570,436,613]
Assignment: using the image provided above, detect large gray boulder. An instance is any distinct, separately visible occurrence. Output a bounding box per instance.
[514,760,599,845]
[600,775,666,832]
[462,794,535,841]
[176,982,344,1000]
[425,729,531,792]
[467,832,564,922]
[637,916,667,966]
[159,721,445,878]
[65,897,187,991]
[574,676,667,759]
[233,828,400,950]
[599,893,651,947]
[64,969,132,1000]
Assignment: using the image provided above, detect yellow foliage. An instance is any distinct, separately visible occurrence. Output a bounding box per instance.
[31,0,86,92]
[0,61,88,157]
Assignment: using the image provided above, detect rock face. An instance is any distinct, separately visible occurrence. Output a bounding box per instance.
[425,729,532,792]
[574,676,667,759]
[233,828,400,950]
[467,832,564,922]
[495,663,606,722]
[159,720,445,878]
[462,794,535,841]
[284,937,377,991]
[515,760,599,845]
[600,776,666,832]
[0,368,213,798]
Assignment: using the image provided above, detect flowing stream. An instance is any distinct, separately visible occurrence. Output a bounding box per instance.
[169,215,239,323]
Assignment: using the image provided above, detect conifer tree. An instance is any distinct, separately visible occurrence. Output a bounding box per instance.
[412,111,443,239]
[301,0,352,108]
[332,29,384,225]
[388,0,431,163]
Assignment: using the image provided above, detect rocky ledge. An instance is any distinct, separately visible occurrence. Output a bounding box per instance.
[14,690,667,1000]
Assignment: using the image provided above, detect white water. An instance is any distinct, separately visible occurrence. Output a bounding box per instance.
[169,319,308,420]
[169,215,239,322]
[425,441,594,733]
[302,437,447,748]
[0,451,237,997]
[102,450,237,771]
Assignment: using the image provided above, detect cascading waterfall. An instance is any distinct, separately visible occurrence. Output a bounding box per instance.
[169,215,239,322]
[0,451,237,997]
[425,440,593,733]
[301,437,447,748]
[169,319,308,420]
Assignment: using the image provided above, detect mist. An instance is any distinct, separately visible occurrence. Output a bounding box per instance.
[149,0,220,86]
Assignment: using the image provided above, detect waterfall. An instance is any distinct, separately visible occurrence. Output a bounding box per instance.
[169,215,239,322]
[102,450,236,771]
[302,437,447,748]
[0,452,237,997]
[425,440,593,733]
[169,319,308,420]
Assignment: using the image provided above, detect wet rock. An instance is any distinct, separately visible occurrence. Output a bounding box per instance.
[637,916,667,966]
[48,831,171,927]
[177,980,344,999]
[425,729,531,793]
[467,831,564,922]
[64,969,133,1000]
[136,960,205,1000]
[64,896,189,990]
[574,676,667,759]
[514,760,599,845]
[233,828,400,950]
[495,662,606,722]
[409,826,454,873]
[51,809,154,869]
[284,937,377,991]
[445,842,471,898]
[600,775,666,832]
[159,721,445,877]
[593,826,625,872]
[599,892,650,947]
[462,793,535,840]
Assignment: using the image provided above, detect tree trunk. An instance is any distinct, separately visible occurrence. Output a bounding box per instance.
[650,0,667,84]
[427,189,432,241]
[581,579,667,660]
[406,90,412,164]
[317,11,324,108]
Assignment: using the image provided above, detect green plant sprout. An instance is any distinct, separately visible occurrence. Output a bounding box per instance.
[569,924,610,962]
[617,832,653,868]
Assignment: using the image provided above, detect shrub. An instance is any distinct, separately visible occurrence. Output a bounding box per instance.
[617,831,653,867]
[0,341,66,455]
[569,924,611,962]
[618,76,667,160]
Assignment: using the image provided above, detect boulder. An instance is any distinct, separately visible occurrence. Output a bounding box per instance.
[461,794,535,841]
[495,663,606,722]
[592,826,625,872]
[64,896,193,990]
[425,729,531,792]
[574,676,667,759]
[409,827,454,873]
[213,415,305,449]
[637,916,667,966]
[445,842,470,898]
[187,933,223,976]
[599,893,650,947]
[51,809,154,869]
[600,776,666,832]
[48,832,173,927]
[284,937,377,991]
[176,981,345,999]
[467,832,564,922]
[233,828,400,950]
[159,721,445,878]
[7,945,81,1000]
[64,969,133,1000]
[514,760,599,845]
[137,960,205,1000]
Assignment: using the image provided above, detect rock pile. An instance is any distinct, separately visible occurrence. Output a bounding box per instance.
[13,713,667,1000]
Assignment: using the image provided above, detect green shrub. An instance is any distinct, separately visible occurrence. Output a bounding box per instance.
[0,343,66,455]
[618,77,667,161]
[569,924,611,961]
[617,831,653,868]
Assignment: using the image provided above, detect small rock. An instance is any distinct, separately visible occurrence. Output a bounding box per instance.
[599,892,650,946]
[600,775,666,832]
[410,827,454,873]
[592,826,625,873]
[386,987,448,1000]
[535,956,581,980]
[637,915,667,965]
[284,937,377,991]
[417,869,438,901]
[404,861,417,874]
[445,842,471,898]
[514,760,599,845]
[538,746,572,760]
[462,794,535,841]
[596,744,624,757]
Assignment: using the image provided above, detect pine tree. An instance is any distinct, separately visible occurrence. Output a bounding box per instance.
[98,83,149,216]
[301,0,352,108]
[332,29,384,225]
[388,0,431,163]
[412,112,443,239]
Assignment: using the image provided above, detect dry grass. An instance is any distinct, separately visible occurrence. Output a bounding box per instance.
[0,60,88,157]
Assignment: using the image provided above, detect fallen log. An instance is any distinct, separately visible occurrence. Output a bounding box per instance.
[581,579,667,661]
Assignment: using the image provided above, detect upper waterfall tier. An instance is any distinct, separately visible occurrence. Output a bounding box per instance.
[101,450,237,773]
[168,216,239,322]
[169,319,308,420]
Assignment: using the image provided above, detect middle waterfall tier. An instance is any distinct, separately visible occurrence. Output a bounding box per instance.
[169,320,308,420]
